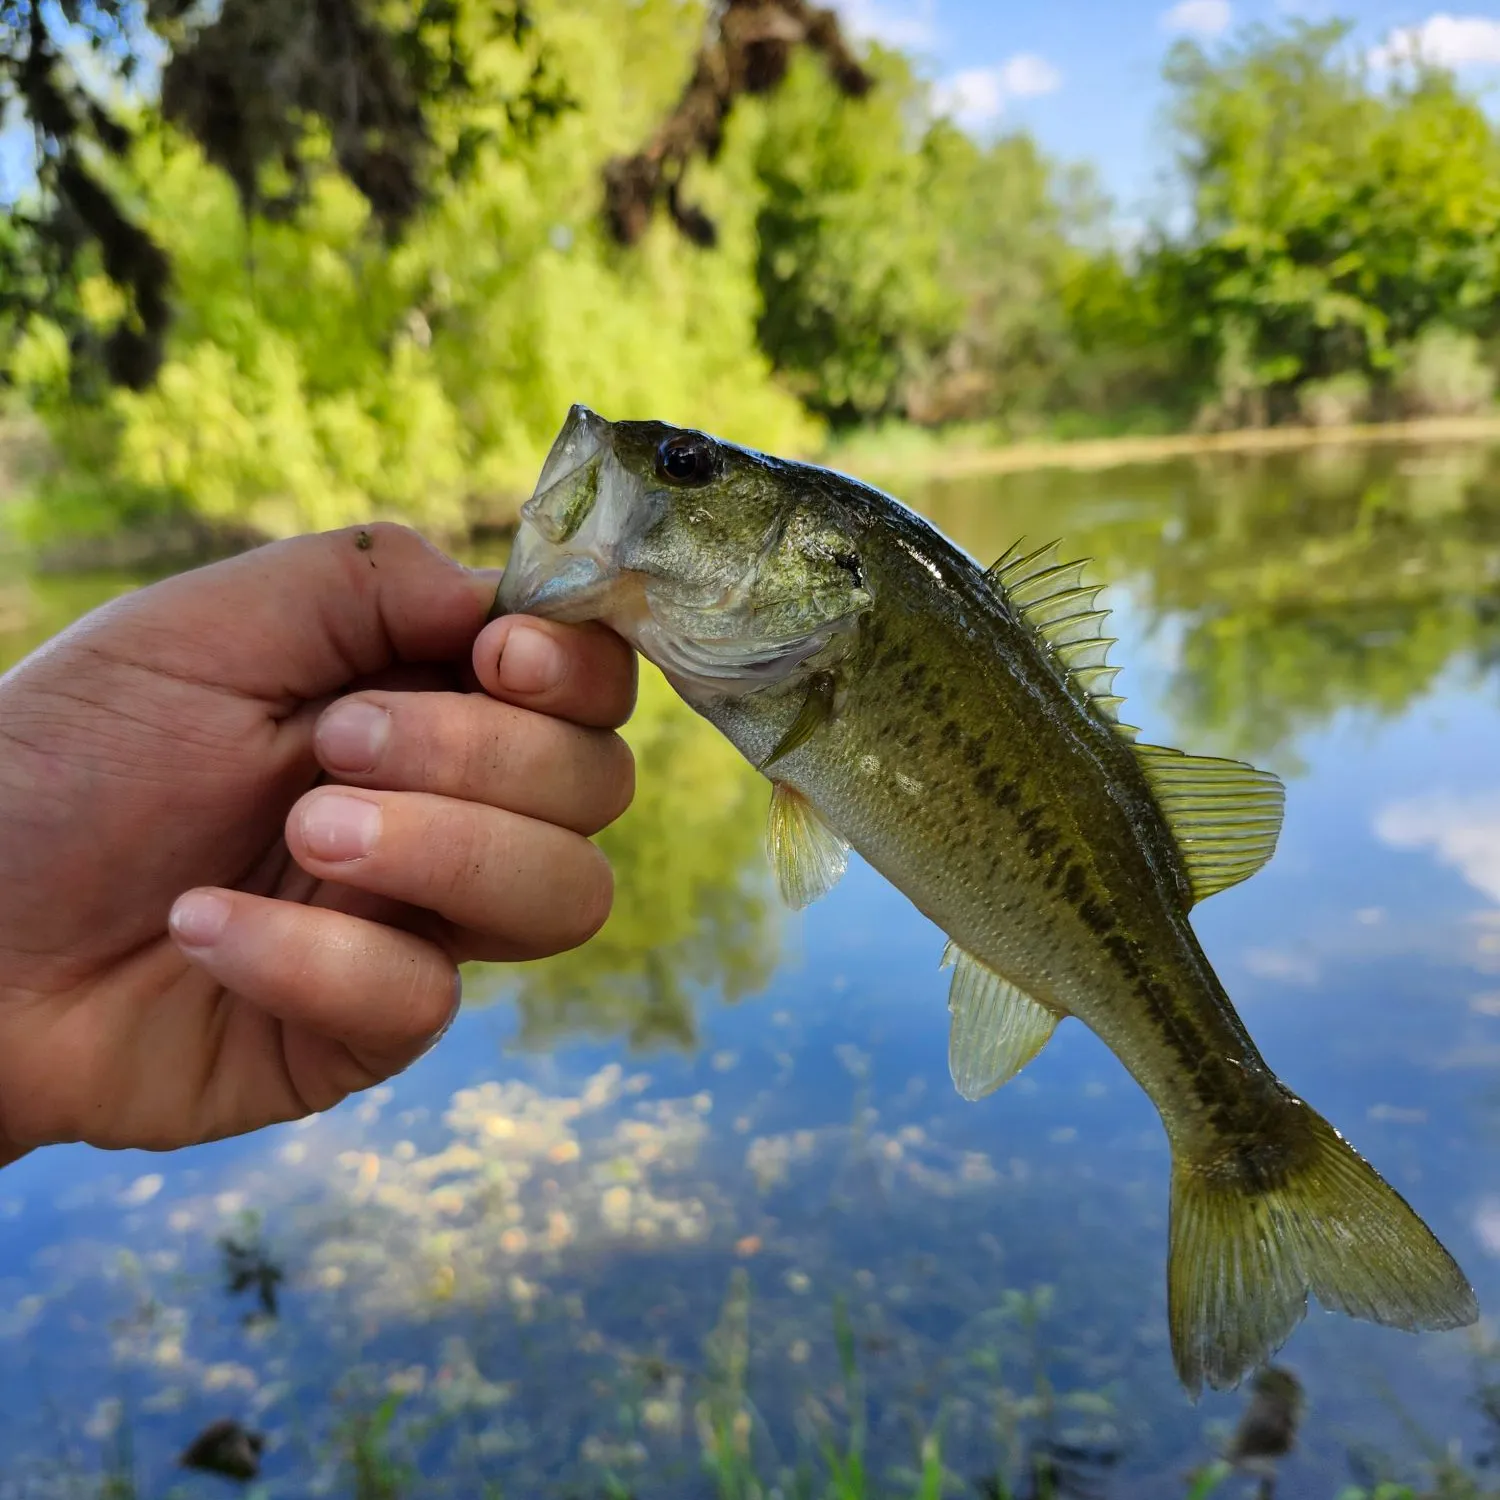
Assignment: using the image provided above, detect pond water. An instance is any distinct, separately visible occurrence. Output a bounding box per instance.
[4,441,1500,1498]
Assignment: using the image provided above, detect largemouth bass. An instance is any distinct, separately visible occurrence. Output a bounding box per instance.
[496,405,1478,1394]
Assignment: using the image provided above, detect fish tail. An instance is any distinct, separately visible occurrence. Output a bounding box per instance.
[1168,1096,1477,1397]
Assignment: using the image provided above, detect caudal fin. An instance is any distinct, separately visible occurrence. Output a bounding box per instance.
[1169,1098,1477,1396]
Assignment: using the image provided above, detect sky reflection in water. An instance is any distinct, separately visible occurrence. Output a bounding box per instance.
[4,443,1500,1495]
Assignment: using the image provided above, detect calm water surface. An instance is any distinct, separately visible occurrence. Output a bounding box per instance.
[5,443,1500,1497]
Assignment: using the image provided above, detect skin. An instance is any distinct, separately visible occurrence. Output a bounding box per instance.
[0,523,636,1167]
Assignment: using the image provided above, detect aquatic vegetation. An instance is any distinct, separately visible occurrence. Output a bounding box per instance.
[218,1215,285,1325]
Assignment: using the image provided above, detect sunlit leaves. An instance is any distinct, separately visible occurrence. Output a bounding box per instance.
[1157,22,1500,421]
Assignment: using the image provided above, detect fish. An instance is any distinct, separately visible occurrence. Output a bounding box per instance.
[495,404,1478,1394]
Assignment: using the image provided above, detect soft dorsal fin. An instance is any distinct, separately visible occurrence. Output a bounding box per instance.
[986,540,1138,740]
[767,782,850,909]
[941,941,1061,1100]
[1133,744,1285,903]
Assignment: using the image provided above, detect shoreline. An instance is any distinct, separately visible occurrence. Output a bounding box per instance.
[828,413,1500,482]
[8,413,1500,576]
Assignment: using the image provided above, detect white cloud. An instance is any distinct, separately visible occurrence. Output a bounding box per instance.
[999,53,1063,97]
[1370,14,1500,70]
[933,53,1062,130]
[1162,0,1233,36]
[830,0,938,51]
[118,1173,164,1208]
[1476,1198,1500,1255]
[934,69,1005,128]
[1374,791,1500,904]
[1242,946,1321,986]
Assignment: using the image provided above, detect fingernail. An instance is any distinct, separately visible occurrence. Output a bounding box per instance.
[170,890,231,949]
[316,700,391,773]
[301,793,382,862]
[498,623,565,694]
[419,973,465,1059]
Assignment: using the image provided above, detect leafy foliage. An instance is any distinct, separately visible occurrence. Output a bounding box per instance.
[9,0,819,539]
[1155,22,1500,425]
[4,10,1500,540]
[751,49,1089,428]
[0,0,571,388]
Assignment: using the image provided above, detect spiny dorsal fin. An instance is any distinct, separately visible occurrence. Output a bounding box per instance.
[767,782,849,909]
[941,941,1061,1100]
[1133,744,1285,903]
[987,540,1139,741]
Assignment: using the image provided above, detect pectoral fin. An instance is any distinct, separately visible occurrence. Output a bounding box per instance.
[762,672,837,770]
[767,783,850,910]
[941,942,1061,1100]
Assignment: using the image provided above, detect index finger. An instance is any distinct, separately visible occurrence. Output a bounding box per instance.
[474,616,637,729]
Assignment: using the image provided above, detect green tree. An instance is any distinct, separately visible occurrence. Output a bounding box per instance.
[751,49,1089,429]
[1156,21,1500,426]
[914,122,1093,426]
[9,0,818,540]
[751,47,960,426]
[0,0,565,388]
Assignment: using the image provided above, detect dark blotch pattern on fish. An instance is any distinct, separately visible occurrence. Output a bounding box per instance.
[854,565,1287,1141]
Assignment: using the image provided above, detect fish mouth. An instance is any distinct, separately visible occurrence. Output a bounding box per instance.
[496,405,621,623]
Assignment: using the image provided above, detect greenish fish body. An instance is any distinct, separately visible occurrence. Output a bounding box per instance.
[497,406,1477,1394]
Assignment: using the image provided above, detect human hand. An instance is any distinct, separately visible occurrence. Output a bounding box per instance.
[0,524,636,1164]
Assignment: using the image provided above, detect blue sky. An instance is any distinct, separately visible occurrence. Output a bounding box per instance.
[832,1,1500,219]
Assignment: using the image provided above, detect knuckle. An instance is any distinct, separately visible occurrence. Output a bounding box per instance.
[407,695,509,799]
[493,706,551,789]
[449,699,499,795]
[376,945,454,1045]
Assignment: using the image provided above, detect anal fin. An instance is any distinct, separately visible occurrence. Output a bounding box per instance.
[941,942,1061,1100]
[767,783,849,910]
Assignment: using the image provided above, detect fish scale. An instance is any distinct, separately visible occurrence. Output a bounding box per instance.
[497,404,1478,1397]
[716,512,1276,1143]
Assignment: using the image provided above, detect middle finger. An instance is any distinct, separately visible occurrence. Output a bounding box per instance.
[313,690,634,836]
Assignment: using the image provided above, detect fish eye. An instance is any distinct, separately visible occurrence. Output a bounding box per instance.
[654,433,718,487]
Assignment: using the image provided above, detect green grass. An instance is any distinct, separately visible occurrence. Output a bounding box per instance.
[32,1272,1500,1500]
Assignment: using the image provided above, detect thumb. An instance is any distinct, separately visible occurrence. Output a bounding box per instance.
[92,524,498,704]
